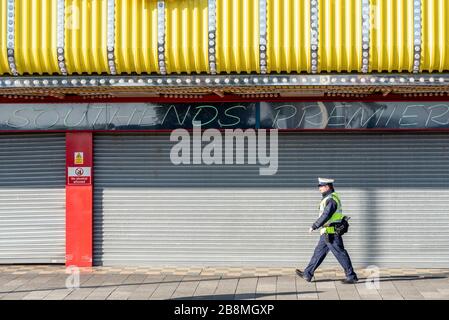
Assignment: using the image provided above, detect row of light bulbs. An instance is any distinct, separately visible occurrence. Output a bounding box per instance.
[3,91,448,101]
[0,75,447,88]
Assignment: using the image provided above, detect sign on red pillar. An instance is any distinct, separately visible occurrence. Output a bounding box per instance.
[68,148,92,185]
[66,132,93,267]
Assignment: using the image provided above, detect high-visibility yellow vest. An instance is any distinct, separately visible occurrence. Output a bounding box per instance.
[318,192,344,235]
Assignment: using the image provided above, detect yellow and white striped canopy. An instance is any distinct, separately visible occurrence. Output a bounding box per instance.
[0,0,448,76]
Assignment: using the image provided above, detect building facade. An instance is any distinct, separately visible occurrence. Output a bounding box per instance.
[1,0,449,268]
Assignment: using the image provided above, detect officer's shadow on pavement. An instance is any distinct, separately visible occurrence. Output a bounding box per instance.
[311,274,448,283]
[172,291,324,300]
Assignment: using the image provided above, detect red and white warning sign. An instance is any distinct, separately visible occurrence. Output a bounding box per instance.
[68,167,91,185]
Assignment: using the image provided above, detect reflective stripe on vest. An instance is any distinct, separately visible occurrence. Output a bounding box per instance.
[319,192,344,234]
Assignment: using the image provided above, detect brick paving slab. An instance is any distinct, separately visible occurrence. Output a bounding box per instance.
[64,274,104,300]
[234,277,257,300]
[128,275,166,300]
[428,278,449,299]
[149,275,184,300]
[43,274,76,300]
[391,280,423,300]
[296,277,319,300]
[171,275,202,300]
[85,274,131,300]
[160,268,177,274]
[437,288,449,296]
[0,273,39,299]
[334,281,361,300]
[411,277,449,300]
[0,274,20,287]
[275,276,297,300]
[1,274,45,300]
[213,277,240,300]
[22,274,68,300]
[417,290,445,299]
[316,280,340,300]
[57,274,96,300]
[354,281,382,300]
[191,276,220,300]
[255,276,277,300]
[22,289,54,300]
[107,274,148,300]
[377,280,404,300]
[5,274,57,300]
[64,274,109,300]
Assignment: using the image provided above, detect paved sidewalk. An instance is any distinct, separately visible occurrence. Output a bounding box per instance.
[0,265,448,300]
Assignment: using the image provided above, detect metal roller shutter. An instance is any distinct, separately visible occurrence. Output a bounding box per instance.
[94,133,449,268]
[0,134,66,264]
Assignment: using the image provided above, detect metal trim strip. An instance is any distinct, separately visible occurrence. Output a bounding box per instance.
[6,0,17,76]
[310,0,319,73]
[157,0,166,75]
[413,0,422,73]
[107,0,117,75]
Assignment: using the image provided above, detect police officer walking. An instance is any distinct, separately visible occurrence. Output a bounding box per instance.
[296,178,358,284]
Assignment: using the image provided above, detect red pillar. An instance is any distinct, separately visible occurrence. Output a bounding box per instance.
[65,132,93,267]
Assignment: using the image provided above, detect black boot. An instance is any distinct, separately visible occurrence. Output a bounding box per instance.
[295,269,312,282]
[341,277,358,284]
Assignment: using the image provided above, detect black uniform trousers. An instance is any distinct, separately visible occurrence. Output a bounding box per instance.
[304,233,357,280]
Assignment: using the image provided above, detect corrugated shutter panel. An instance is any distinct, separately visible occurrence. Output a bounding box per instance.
[0,134,65,264]
[94,133,449,268]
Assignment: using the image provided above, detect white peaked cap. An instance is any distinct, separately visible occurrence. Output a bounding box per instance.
[318,177,335,185]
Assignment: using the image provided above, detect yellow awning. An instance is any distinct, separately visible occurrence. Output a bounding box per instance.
[64,0,109,74]
[14,0,60,75]
[1,0,449,76]
[0,0,9,74]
